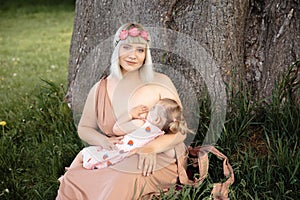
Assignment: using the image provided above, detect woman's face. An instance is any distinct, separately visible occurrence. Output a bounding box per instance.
[119,43,146,74]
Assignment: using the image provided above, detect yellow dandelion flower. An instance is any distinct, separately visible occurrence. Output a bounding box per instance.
[0,121,7,126]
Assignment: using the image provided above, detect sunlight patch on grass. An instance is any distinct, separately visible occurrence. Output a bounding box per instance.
[0,6,74,104]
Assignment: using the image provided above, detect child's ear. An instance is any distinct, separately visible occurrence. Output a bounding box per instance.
[154,116,160,123]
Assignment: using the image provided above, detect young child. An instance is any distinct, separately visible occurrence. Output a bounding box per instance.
[70,98,191,170]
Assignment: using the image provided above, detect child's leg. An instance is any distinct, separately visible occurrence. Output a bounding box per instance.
[68,151,83,169]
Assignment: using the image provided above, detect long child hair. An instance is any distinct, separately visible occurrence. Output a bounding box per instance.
[155,98,193,135]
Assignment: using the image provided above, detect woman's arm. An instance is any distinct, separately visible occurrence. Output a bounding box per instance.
[77,82,119,149]
[140,131,186,154]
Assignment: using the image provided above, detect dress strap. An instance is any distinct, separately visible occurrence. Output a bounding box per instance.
[95,77,116,136]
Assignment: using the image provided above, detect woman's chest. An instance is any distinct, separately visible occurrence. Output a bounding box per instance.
[106,79,160,117]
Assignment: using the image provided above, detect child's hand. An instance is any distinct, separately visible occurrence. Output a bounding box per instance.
[130,105,149,119]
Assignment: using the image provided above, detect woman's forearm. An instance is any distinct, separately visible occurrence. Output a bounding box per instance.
[140,132,186,154]
[78,126,108,146]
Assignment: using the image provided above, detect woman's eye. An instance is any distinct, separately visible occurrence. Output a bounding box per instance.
[123,45,131,50]
[137,48,145,53]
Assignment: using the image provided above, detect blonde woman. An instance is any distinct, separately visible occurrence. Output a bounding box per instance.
[56,23,191,200]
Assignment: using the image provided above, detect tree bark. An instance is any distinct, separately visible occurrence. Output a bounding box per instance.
[66,0,300,123]
[245,0,300,98]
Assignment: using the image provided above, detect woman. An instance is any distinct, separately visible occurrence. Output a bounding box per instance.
[56,23,190,200]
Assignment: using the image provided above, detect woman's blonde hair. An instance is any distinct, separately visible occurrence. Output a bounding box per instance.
[110,23,154,82]
[156,98,193,135]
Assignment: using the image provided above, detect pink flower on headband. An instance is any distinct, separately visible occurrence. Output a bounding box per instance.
[128,27,140,37]
[140,30,149,41]
[119,30,128,40]
[115,26,150,46]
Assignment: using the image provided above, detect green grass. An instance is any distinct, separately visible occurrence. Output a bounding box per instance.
[0,3,83,200]
[0,4,74,100]
[0,3,299,200]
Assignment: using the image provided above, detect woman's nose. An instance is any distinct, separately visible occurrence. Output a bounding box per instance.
[128,51,137,60]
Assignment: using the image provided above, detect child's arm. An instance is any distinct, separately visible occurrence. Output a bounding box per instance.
[113,105,148,135]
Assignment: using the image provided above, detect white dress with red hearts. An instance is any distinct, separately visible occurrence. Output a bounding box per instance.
[82,120,164,170]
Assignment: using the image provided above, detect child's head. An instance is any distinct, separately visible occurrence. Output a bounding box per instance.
[146,98,191,134]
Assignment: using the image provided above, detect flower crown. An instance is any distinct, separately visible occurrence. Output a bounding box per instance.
[115,26,150,46]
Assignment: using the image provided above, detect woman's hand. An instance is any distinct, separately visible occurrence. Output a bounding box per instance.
[138,152,156,176]
[132,147,157,176]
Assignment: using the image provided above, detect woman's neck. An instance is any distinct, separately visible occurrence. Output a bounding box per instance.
[121,69,139,77]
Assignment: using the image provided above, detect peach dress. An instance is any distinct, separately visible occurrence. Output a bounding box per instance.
[56,78,189,200]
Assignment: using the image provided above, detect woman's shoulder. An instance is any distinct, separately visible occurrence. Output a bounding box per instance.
[152,72,180,103]
[153,72,171,80]
[152,72,174,85]
[92,75,109,89]
[88,76,107,97]
[152,72,176,87]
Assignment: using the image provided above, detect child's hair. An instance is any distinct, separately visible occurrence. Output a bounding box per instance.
[156,98,193,135]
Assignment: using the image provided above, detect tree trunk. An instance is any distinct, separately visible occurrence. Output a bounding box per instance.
[66,0,300,125]
[245,0,300,98]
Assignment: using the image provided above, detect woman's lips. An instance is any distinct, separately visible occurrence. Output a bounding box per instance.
[126,60,137,65]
